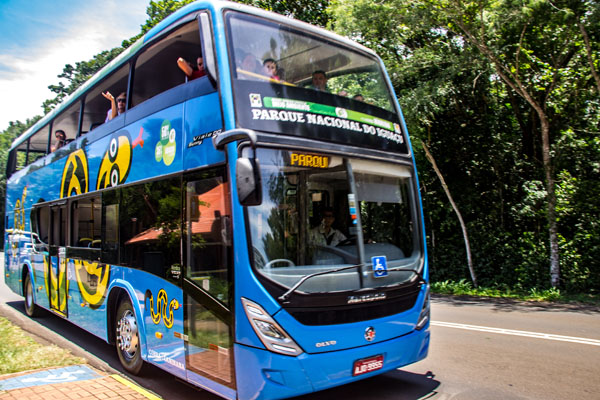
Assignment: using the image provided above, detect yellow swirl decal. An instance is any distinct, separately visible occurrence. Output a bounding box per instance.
[97,133,132,190]
[14,186,27,231]
[60,149,89,198]
[73,260,110,308]
[147,289,179,329]
[44,255,68,312]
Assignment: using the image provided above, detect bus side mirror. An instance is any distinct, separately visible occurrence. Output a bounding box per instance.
[236,157,262,206]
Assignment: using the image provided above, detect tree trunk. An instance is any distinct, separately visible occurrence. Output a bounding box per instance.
[421,141,478,288]
[539,117,560,287]
[579,23,600,94]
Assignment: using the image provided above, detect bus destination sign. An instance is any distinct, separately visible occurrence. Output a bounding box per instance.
[235,82,409,154]
[289,152,330,169]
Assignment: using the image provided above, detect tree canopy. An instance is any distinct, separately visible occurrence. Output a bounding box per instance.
[2,0,598,295]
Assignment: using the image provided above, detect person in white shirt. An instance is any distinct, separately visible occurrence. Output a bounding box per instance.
[310,207,346,246]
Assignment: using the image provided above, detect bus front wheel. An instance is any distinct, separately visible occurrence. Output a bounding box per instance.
[23,273,39,317]
[115,298,144,374]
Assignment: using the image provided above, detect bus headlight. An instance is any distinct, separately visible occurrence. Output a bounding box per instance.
[242,298,303,356]
[416,285,430,330]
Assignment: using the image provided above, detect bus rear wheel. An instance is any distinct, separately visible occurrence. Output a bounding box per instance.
[115,298,144,374]
[23,273,39,317]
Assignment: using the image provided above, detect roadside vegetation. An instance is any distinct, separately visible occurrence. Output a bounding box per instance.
[1,0,598,300]
[432,280,600,305]
[0,317,85,374]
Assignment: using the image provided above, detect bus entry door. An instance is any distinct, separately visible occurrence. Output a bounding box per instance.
[47,203,68,317]
[183,176,235,391]
[48,246,68,316]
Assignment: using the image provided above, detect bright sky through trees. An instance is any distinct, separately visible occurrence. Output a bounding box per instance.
[0,0,148,130]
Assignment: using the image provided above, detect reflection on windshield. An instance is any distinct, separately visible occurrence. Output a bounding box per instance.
[227,12,394,110]
[247,148,421,295]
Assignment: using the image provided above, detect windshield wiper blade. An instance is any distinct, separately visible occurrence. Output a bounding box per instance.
[278,264,363,303]
[385,267,426,285]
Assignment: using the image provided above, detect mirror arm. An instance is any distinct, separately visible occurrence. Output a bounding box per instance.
[213,128,257,151]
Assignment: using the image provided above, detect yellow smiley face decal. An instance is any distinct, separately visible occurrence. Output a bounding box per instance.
[60,149,89,198]
[97,132,132,190]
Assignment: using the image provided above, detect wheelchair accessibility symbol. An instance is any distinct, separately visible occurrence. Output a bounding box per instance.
[371,256,388,278]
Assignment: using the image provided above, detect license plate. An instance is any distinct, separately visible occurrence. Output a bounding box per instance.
[352,354,384,376]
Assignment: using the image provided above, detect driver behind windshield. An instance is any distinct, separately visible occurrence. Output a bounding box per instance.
[309,207,346,246]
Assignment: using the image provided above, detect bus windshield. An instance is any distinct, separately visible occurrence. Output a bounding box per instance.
[226,11,408,154]
[227,12,393,109]
[246,148,422,296]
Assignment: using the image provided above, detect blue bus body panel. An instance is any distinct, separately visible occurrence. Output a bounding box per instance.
[66,260,112,339]
[4,233,27,294]
[183,92,225,169]
[122,268,186,379]
[235,326,430,399]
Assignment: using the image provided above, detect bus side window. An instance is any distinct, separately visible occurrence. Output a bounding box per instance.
[119,177,181,282]
[10,123,52,175]
[71,196,101,248]
[102,190,119,265]
[52,101,80,146]
[82,64,130,132]
[131,20,203,107]
[31,205,50,251]
[50,205,67,247]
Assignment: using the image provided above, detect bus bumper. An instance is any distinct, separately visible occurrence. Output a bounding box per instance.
[234,325,430,400]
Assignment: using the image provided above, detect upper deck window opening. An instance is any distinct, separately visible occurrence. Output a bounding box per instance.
[13,123,51,171]
[132,20,203,107]
[82,63,130,132]
[52,100,81,146]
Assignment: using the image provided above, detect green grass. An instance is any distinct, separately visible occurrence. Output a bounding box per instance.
[431,279,600,305]
[0,317,85,374]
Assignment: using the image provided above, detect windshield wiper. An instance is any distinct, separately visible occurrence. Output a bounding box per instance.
[386,267,426,285]
[278,265,426,303]
[278,264,363,303]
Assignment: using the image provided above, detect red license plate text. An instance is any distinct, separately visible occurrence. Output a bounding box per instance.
[353,354,384,376]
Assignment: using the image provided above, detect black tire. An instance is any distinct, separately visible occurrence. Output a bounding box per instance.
[115,298,144,374]
[23,273,39,317]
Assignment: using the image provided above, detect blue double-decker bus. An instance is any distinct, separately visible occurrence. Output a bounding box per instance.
[3,1,429,398]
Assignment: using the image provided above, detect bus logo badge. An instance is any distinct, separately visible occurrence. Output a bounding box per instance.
[250,93,262,107]
[371,256,388,278]
[365,327,376,342]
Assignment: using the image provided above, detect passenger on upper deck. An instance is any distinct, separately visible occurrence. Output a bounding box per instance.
[177,55,206,80]
[262,58,281,81]
[353,93,364,102]
[102,91,126,122]
[51,130,66,152]
[309,70,328,92]
[240,52,262,74]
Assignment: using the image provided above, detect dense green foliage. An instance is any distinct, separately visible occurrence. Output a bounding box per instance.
[1,0,598,296]
[330,0,600,293]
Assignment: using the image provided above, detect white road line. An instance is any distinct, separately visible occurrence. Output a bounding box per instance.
[432,321,600,346]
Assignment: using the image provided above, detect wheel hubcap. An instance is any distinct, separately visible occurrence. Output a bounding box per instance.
[26,281,33,310]
[117,310,139,357]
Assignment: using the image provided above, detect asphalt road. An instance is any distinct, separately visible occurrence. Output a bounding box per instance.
[1,252,599,399]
